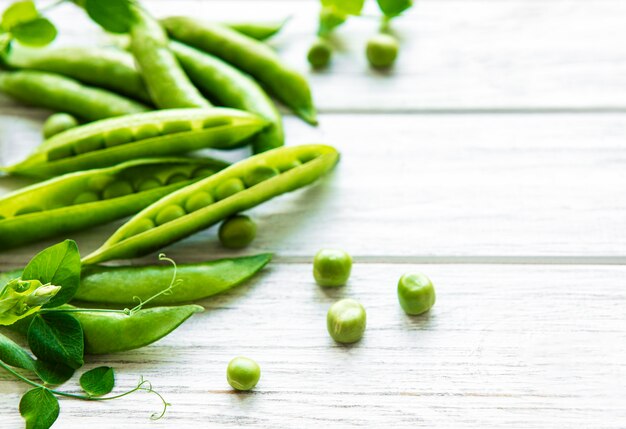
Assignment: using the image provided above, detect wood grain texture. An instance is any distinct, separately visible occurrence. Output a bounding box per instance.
[2,264,625,428]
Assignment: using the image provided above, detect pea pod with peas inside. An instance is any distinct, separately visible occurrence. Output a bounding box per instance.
[0,157,228,250]
[82,144,339,264]
[162,17,318,125]
[4,108,266,178]
[0,70,148,121]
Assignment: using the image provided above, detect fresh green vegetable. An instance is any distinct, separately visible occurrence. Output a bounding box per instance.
[79,366,115,396]
[365,33,399,68]
[82,144,339,264]
[74,253,271,305]
[42,113,79,139]
[5,108,265,178]
[313,249,352,287]
[326,298,366,344]
[0,0,57,56]
[227,19,288,41]
[218,215,257,249]
[171,41,284,153]
[307,38,333,69]
[162,17,318,125]
[129,6,210,108]
[0,157,227,249]
[226,356,260,391]
[397,272,436,315]
[0,70,148,121]
[5,45,152,104]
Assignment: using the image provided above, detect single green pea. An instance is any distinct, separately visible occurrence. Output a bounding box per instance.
[366,33,399,69]
[155,204,186,225]
[278,159,302,172]
[134,123,161,140]
[243,165,279,187]
[43,113,79,139]
[47,145,74,161]
[218,215,256,249]
[124,218,155,238]
[184,191,214,213]
[102,181,134,199]
[326,299,366,344]
[14,206,43,216]
[87,175,113,192]
[166,173,189,185]
[215,177,245,200]
[397,273,436,315]
[313,249,352,287]
[74,135,104,154]
[73,191,100,205]
[104,128,134,148]
[162,120,193,134]
[135,178,162,192]
[226,356,261,391]
[192,167,216,178]
[307,38,333,69]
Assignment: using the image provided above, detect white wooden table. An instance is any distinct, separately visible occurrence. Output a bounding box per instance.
[1,1,626,427]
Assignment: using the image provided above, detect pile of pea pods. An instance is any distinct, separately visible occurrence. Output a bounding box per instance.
[0,2,340,354]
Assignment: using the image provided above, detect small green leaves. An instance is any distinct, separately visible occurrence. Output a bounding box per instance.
[80,366,115,396]
[321,0,365,16]
[2,0,38,30]
[19,388,60,429]
[11,17,57,46]
[0,0,57,50]
[84,0,136,34]
[376,0,413,18]
[318,7,347,37]
[22,240,81,308]
[35,359,75,385]
[28,312,84,370]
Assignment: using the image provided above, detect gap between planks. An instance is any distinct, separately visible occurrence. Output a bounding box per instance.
[272,255,626,265]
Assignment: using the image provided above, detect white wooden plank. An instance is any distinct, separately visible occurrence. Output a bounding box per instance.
[2,113,626,264]
[1,0,626,111]
[2,263,625,428]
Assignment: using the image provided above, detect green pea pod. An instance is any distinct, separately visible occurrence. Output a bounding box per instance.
[3,46,152,104]
[161,17,317,125]
[74,253,271,305]
[0,70,148,121]
[0,157,228,249]
[130,7,210,109]
[82,144,339,264]
[171,41,284,154]
[5,108,266,178]
[227,19,289,40]
[62,304,203,354]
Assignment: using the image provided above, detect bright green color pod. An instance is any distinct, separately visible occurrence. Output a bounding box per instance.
[4,46,152,104]
[74,253,271,305]
[130,7,210,109]
[0,157,227,249]
[162,17,317,125]
[5,108,265,178]
[227,19,288,40]
[83,144,339,264]
[171,41,284,154]
[0,70,148,121]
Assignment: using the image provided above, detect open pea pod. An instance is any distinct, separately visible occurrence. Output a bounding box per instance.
[4,108,267,178]
[0,157,228,250]
[82,144,339,264]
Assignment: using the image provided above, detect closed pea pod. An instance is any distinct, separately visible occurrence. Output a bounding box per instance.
[226,19,288,40]
[5,108,265,178]
[162,17,317,125]
[171,41,284,154]
[130,7,210,109]
[0,157,228,250]
[0,70,148,121]
[82,144,339,264]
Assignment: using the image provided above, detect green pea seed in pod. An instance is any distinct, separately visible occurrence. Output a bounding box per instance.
[155,205,186,225]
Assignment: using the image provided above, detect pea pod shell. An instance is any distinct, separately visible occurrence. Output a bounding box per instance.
[171,41,283,153]
[82,144,339,264]
[5,108,265,178]
[74,253,271,305]
[226,19,288,40]
[162,17,317,125]
[64,304,203,354]
[0,158,227,249]
[0,70,148,121]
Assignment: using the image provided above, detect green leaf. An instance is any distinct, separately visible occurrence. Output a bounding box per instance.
[2,0,38,31]
[12,17,57,46]
[80,366,115,396]
[19,388,59,429]
[318,6,347,37]
[28,312,84,369]
[35,360,75,385]
[22,240,81,308]
[321,0,365,16]
[84,0,135,34]
[376,0,413,17]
